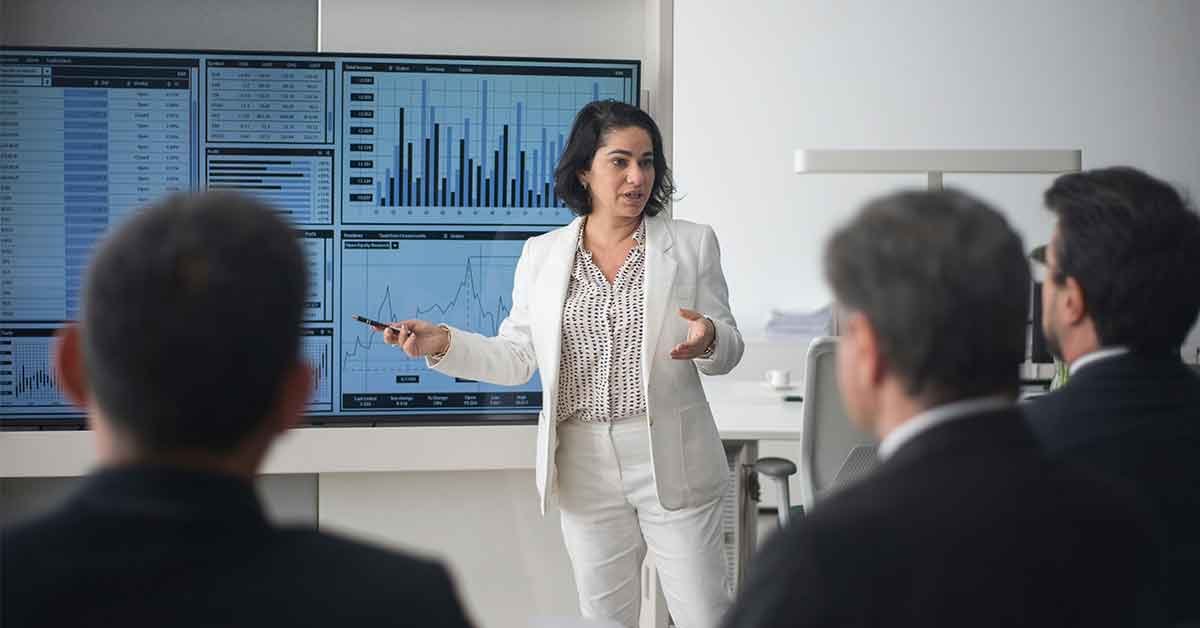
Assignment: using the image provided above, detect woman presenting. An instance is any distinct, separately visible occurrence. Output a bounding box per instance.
[376,100,743,628]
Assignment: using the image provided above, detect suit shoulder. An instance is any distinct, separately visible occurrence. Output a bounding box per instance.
[2,507,78,563]
[515,222,574,267]
[528,221,578,247]
[664,217,714,238]
[272,529,472,622]
[1024,385,1078,412]
[275,527,444,576]
[789,473,897,542]
[1021,388,1084,442]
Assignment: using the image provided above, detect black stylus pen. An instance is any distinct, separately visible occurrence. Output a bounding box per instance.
[351,314,404,334]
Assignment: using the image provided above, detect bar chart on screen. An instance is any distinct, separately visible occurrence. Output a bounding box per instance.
[339,60,634,226]
[337,228,543,412]
[205,148,334,224]
[303,327,334,412]
[0,329,73,413]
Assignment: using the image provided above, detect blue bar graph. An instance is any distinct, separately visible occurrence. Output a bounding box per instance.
[341,63,632,225]
[205,147,334,224]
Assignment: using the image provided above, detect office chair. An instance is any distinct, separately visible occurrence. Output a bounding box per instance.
[798,336,878,507]
[754,337,879,528]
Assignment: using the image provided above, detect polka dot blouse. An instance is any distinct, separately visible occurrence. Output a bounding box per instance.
[555,219,647,423]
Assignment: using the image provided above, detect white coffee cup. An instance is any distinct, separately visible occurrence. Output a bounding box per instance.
[764,369,791,389]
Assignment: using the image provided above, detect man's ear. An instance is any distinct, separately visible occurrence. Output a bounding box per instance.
[1061,276,1089,326]
[844,311,885,388]
[54,325,90,410]
[859,314,888,389]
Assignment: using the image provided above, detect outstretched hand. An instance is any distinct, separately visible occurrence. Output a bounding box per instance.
[376,319,450,358]
[670,308,715,360]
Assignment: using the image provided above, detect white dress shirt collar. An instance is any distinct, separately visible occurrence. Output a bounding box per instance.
[1068,346,1130,376]
[877,395,1013,461]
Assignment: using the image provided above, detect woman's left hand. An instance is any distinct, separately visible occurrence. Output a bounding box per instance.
[670,308,716,360]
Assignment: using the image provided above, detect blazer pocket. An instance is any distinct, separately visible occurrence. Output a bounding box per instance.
[679,402,728,502]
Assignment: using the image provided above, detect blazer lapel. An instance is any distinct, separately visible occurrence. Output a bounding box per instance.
[642,215,677,390]
[535,217,582,406]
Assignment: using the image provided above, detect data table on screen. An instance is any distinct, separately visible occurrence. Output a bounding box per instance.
[339,61,634,225]
[338,229,544,412]
[205,147,333,224]
[299,230,334,322]
[206,59,334,144]
[0,54,197,322]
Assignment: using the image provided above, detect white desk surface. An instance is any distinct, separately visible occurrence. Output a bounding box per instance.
[0,377,801,478]
[702,378,804,441]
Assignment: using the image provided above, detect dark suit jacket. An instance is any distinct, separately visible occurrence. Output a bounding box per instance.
[1,465,476,628]
[721,407,1164,628]
[1025,353,1200,624]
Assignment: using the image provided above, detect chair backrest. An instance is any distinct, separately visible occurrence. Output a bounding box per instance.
[798,337,877,509]
[831,445,878,490]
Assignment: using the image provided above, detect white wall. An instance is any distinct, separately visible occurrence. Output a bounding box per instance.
[319,471,579,628]
[0,474,318,527]
[1,0,318,50]
[674,0,1200,362]
[319,0,645,59]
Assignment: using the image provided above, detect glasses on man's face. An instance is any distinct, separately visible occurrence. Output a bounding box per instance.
[1029,244,1067,283]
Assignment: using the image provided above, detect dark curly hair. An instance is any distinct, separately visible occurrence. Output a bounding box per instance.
[553,100,674,216]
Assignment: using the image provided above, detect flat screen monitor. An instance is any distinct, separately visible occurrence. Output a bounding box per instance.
[1030,281,1054,365]
[0,46,640,427]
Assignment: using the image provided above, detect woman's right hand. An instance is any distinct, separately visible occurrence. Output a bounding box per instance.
[378,319,450,358]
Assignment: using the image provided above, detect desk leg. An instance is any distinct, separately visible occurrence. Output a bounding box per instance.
[728,440,758,592]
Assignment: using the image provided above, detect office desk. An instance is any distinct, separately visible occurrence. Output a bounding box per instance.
[705,379,805,440]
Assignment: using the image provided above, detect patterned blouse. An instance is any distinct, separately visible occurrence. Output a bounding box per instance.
[555,219,647,423]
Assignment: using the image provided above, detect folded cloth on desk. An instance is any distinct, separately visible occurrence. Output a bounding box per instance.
[765,304,834,340]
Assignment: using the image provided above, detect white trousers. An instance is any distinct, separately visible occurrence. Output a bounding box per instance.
[556,416,732,628]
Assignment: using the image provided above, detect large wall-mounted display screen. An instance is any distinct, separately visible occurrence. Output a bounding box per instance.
[0,47,639,426]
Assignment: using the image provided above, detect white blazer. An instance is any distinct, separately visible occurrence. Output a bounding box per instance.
[430,214,744,513]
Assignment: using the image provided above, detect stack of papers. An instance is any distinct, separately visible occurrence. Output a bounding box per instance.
[765,304,834,340]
